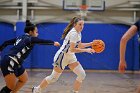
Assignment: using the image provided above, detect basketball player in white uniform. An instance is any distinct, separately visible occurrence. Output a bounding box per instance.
[32,17,95,93]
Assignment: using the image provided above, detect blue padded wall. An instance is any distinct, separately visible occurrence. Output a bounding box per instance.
[0,22,15,59]
[30,23,65,68]
[0,22,139,70]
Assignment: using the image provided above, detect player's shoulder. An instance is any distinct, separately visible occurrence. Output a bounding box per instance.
[69,28,78,35]
[17,34,32,41]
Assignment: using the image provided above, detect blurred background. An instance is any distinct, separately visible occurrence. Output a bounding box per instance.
[0,0,140,71]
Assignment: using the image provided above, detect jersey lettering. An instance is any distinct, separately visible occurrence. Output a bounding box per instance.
[14,39,22,46]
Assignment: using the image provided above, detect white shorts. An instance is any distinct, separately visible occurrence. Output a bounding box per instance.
[53,51,77,70]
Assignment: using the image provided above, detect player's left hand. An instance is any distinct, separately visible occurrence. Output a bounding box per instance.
[118,60,127,74]
[86,48,95,54]
[54,42,60,47]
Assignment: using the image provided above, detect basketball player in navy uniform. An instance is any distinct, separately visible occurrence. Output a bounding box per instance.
[0,20,60,93]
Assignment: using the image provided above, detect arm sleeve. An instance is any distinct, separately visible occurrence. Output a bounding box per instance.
[0,38,16,51]
[134,19,140,31]
[31,37,54,45]
[69,32,78,43]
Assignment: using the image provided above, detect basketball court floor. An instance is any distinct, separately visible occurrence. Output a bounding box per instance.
[0,70,140,93]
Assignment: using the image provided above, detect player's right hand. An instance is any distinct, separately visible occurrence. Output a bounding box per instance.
[118,60,127,74]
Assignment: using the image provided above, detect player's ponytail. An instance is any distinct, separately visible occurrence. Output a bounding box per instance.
[24,20,36,33]
[61,17,81,39]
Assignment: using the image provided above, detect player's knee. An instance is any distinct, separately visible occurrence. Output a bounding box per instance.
[45,70,61,84]
[73,64,86,82]
[76,71,86,82]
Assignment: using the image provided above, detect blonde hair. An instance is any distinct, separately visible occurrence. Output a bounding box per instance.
[61,16,82,39]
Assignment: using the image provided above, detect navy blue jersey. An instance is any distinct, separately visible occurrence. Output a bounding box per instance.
[134,19,140,31]
[0,34,54,64]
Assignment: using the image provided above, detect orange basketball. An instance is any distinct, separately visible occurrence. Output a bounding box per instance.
[92,40,105,53]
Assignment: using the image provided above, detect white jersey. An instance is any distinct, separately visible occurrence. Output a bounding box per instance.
[59,28,81,54]
[53,28,81,69]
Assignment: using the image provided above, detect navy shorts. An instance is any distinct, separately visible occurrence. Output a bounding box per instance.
[0,55,25,77]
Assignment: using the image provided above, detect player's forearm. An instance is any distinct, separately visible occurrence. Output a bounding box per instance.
[0,42,10,51]
[79,42,92,48]
[31,37,54,45]
[70,48,87,53]
[39,40,54,45]
[120,25,137,61]
[120,38,127,61]
[0,39,16,51]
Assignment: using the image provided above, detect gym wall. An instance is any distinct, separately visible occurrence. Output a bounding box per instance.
[0,22,139,70]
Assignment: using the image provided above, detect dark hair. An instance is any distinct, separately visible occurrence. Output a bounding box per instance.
[24,20,36,33]
[61,17,82,39]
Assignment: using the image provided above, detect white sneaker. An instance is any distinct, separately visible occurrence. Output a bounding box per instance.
[32,86,41,93]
